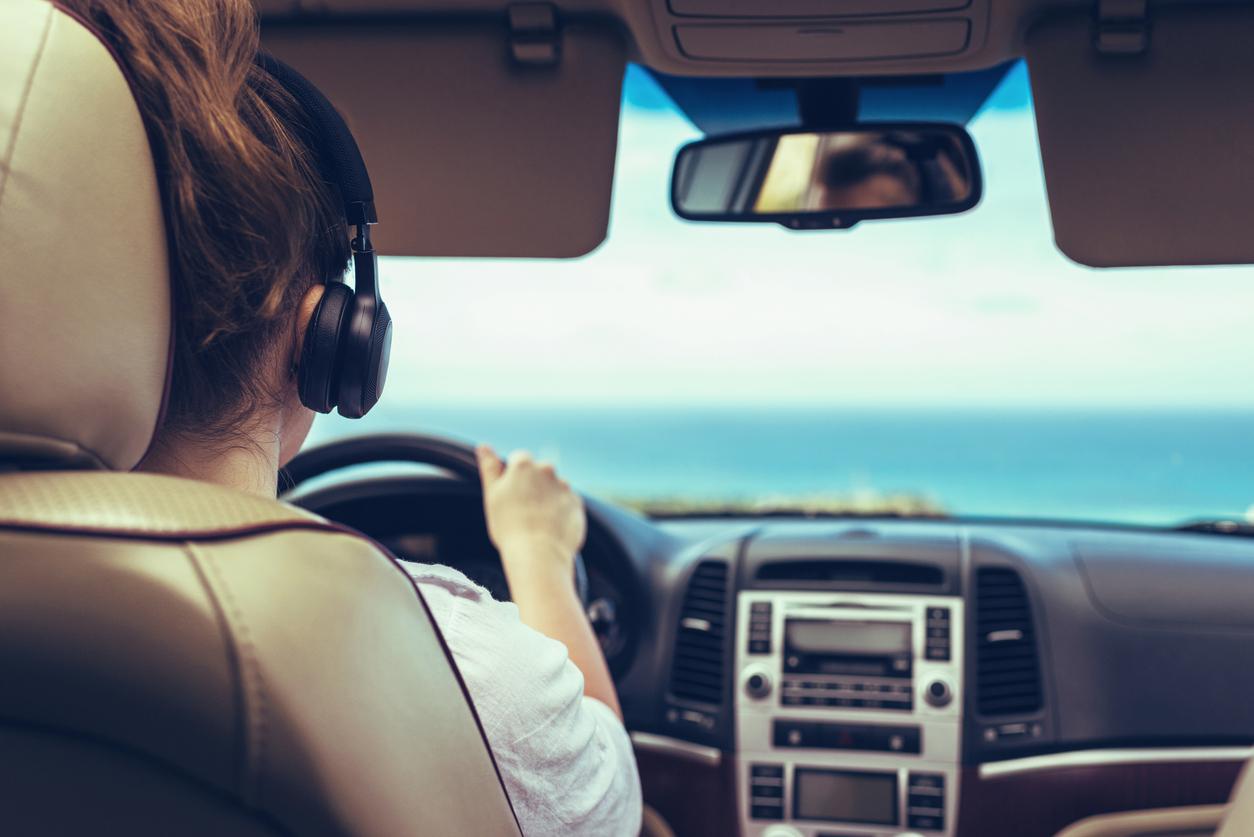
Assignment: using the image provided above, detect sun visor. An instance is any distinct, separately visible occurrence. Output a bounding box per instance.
[261,19,626,258]
[1025,5,1254,267]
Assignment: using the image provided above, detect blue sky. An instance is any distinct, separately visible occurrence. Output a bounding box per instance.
[342,63,1254,416]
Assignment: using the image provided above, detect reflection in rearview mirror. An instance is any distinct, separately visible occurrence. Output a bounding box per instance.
[671,125,981,229]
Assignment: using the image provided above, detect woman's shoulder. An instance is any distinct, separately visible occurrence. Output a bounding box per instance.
[401,562,571,686]
[402,561,494,603]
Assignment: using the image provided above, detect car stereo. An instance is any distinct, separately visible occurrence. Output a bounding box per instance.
[781,617,916,709]
[736,592,962,837]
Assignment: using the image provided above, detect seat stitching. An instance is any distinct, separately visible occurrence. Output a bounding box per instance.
[192,542,268,808]
[182,541,249,803]
[0,4,54,203]
[373,537,525,834]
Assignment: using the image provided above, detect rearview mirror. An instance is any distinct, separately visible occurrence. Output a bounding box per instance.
[671,124,982,230]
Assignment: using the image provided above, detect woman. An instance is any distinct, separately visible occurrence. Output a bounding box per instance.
[58,1,642,834]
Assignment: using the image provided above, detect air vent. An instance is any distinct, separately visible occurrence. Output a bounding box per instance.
[757,559,943,587]
[975,567,1043,717]
[669,560,730,705]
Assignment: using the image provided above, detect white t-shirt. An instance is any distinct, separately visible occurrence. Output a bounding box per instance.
[404,563,643,837]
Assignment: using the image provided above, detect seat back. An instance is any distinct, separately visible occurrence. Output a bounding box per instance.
[0,471,522,837]
[1219,760,1254,836]
[0,2,520,833]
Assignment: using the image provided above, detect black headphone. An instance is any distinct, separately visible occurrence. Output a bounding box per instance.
[256,53,392,420]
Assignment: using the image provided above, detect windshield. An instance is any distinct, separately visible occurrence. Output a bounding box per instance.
[306,63,1254,527]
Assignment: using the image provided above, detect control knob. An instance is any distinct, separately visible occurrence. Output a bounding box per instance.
[762,827,803,837]
[743,669,772,700]
[924,678,953,708]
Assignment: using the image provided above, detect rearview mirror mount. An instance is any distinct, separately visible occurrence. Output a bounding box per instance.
[670,123,982,230]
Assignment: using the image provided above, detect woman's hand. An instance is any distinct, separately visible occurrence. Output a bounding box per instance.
[476,443,622,719]
[476,444,586,581]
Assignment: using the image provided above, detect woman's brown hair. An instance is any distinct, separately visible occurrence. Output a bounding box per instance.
[58,0,351,441]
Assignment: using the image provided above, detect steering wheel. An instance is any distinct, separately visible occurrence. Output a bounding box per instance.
[281,433,589,603]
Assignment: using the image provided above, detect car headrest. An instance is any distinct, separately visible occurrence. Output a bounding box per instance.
[0,0,171,471]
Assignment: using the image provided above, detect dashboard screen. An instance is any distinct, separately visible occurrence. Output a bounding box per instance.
[785,619,912,656]
[793,768,898,825]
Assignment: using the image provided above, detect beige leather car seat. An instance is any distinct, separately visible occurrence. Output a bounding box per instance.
[1219,760,1254,836]
[0,2,521,834]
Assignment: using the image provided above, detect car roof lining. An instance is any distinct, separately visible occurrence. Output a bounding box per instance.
[649,64,1014,135]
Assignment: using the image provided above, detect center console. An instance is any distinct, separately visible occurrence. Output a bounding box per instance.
[735,591,963,837]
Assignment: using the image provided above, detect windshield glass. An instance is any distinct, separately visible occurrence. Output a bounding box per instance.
[307,63,1254,527]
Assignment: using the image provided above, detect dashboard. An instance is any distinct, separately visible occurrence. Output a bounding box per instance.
[292,474,1254,837]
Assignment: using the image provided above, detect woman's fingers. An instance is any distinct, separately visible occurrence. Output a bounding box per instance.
[487,448,565,489]
[476,443,505,486]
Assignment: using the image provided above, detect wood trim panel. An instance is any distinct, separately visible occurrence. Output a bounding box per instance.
[636,747,737,837]
[958,761,1243,837]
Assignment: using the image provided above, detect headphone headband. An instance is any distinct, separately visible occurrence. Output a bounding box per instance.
[255,52,376,227]
[255,52,392,420]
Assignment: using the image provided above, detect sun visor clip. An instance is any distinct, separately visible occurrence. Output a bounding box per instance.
[1095,0,1150,56]
[508,3,561,68]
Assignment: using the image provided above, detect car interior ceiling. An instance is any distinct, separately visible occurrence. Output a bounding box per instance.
[7,1,1254,837]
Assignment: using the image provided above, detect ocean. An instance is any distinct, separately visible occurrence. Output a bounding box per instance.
[306,407,1254,527]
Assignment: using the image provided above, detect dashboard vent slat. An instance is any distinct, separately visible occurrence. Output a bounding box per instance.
[755,559,943,587]
[669,561,730,706]
[975,567,1043,717]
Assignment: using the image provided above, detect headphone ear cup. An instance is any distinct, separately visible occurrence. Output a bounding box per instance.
[335,296,392,420]
[360,300,392,417]
[297,282,354,414]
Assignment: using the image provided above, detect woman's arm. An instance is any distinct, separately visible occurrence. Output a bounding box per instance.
[477,445,622,718]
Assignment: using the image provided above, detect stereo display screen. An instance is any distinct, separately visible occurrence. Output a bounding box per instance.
[783,619,914,677]
[793,768,898,825]
[785,619,911,656]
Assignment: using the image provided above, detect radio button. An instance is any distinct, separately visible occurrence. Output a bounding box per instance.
[907,771,947,830]
[751,763,784,778]
[773,720,921,753]
[751,804,784,821]
[908,772,945,789]
[747,602,773,655]
[908,814,944,831]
